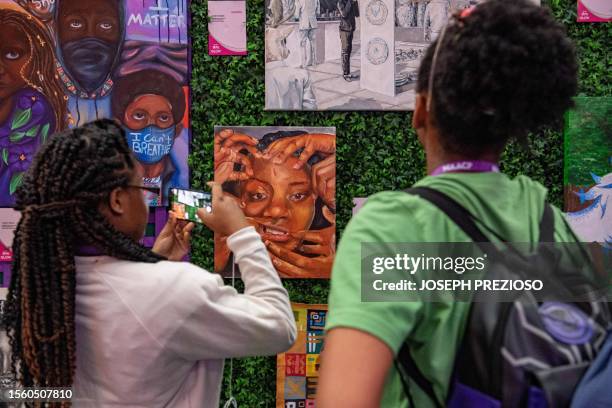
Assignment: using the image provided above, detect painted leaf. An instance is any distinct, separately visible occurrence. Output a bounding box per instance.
[9,172,24,195]
[9,132,26,143]
[11,108,32,130]
[41,123,50,144]
[1,149,7,166]
[26,125,40,138]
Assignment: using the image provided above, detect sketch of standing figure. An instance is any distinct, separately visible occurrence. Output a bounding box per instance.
[338,0,358,81]
[424,0,450,40]
[416,0,427,27]
[265,25,318,110]
[396,0,415,27]
[296,0,320,67]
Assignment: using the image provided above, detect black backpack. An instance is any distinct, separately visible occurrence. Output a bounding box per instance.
[395,187,611,408]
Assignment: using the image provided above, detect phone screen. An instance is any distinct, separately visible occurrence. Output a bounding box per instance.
[169,189,212,223]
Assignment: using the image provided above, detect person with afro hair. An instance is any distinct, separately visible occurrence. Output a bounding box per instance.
[111,69,188,204]
[318,1,584,407]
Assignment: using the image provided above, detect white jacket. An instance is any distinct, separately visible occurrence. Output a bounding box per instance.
[73,227,296,407]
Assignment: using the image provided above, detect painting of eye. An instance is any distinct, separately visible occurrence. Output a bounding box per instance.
[4,50,20,60]
[99,22,113,31]
[132,111,147,121]
[249,192,268,201]
[69,20,83,29]
[158,113,171,123]
[288,192,308,202]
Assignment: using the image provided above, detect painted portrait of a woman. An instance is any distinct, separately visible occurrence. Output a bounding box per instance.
[0,4,67,206]
[214,127,336,278]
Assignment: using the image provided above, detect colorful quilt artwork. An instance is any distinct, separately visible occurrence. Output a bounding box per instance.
[0,0,191,207]
[276,303,328,408]
[564,97,611,249]
[214,126,336,279]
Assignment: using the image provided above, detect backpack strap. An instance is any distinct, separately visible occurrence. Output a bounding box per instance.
[406,187,491,245]
[394,187,495,408]
[396,343,444,408]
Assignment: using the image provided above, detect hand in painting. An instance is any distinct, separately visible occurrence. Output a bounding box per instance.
[214,129,262,184]
[266,133,336,169]
[152,211,195,261]
[312,155,336,211]
[265,227,336,278]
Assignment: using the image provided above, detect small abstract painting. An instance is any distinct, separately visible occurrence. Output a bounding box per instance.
[276,303,328,407]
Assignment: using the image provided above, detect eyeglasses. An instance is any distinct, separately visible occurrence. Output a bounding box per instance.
[127,185,161,195]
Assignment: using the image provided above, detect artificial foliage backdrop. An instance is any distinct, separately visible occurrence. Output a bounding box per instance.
[188,0,611,405]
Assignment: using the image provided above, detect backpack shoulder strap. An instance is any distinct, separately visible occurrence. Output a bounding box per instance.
[396,187,493,407]
[406,187,491,243]
[396,343,444,408]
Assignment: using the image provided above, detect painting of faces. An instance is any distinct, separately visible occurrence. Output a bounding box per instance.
[214,126,336,279]
[264,0,539,111]
[0,0,190,207]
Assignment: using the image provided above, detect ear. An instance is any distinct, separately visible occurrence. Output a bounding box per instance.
[412,93,428,130]
[107,187,128,215]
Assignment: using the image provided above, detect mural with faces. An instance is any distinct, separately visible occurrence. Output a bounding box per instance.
[214,126,336,279]
[0,0,190,207]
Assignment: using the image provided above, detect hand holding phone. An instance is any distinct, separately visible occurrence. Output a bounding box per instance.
[197,182,250,237]
[152,212,195,261]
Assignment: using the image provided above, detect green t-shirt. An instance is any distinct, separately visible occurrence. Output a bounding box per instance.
[325,172,578,408]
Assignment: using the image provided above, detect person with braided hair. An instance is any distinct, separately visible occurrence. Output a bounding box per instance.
[3,119,296,407]
[318,1,588,407]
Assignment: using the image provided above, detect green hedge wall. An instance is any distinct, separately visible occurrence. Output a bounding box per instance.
[188,0,611,406]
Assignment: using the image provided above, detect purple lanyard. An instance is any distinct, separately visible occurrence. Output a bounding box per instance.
[431,160,500,176]
[75,245,104,256]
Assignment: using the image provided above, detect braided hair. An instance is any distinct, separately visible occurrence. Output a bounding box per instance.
[2,119,164,398]
[416,0,578,156]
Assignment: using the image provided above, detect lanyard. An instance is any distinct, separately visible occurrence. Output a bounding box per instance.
[75,245,103,256]
[431,160,500,176]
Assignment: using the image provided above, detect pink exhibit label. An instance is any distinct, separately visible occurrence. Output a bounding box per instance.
[0,208,19,262]
[0,242,11,262]
[208,1,247,55]
[578,0,612,22]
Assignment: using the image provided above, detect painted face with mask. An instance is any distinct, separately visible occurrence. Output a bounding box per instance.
[121,94,182,165]
[56,0,121,94]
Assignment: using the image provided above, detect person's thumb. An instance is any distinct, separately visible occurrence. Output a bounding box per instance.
[196,207,213,225]
[161,211,178,235]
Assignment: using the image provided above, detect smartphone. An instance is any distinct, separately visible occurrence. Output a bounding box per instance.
[168,188,212,223]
